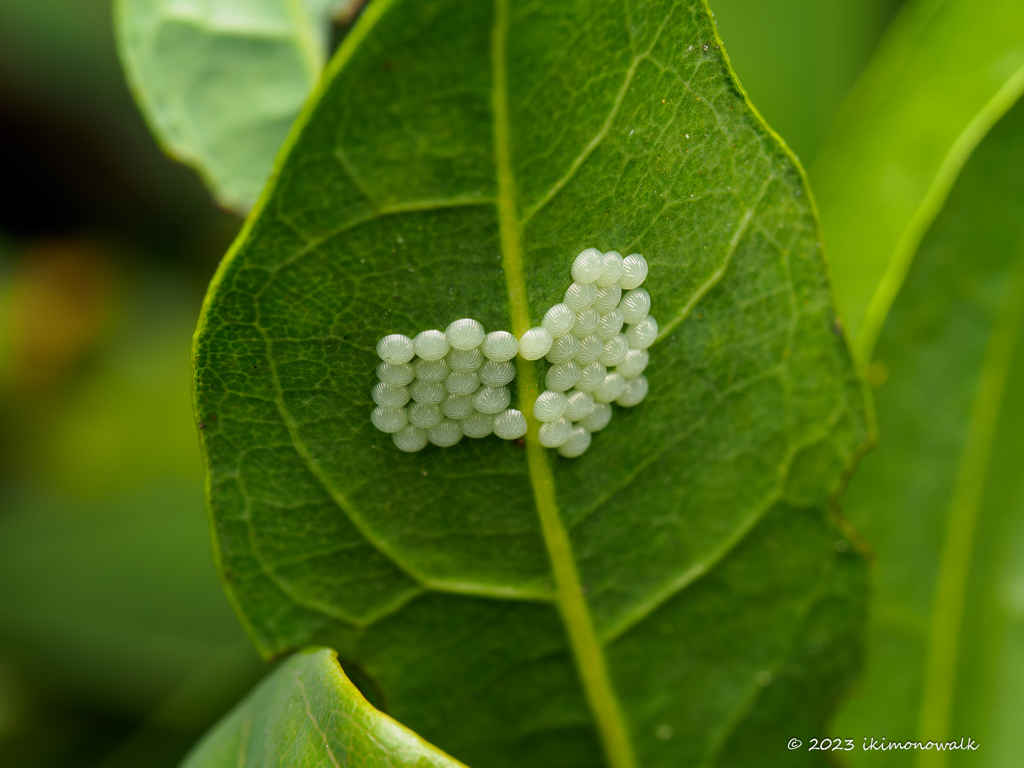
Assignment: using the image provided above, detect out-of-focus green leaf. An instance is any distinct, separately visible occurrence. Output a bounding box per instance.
[115,0,358,213]
[193,1,869,766]
[813,0,1024,358]
[833,98,1024,766]
[181,648,464,768]
[0,270,259,726]
[710,0,899,163]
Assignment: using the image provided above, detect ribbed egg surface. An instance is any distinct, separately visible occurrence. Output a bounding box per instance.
[369,249,656,456]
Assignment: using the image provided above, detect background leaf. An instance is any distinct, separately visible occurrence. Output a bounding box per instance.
[192,1,869,766]
[115,0,359,213]
[812,0,1024,357]
[832,96,1024,765]
[181,648,465,768]
[710,0,902,164]
[0,257,261,766]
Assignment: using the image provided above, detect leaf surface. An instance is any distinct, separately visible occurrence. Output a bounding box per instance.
[833,98,1024,766]
[115,0,357,212]
[181,647,466,768]
[812,0,1024,357]
[193,1,870,765]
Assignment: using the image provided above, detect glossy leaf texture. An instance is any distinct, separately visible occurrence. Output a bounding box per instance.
[833,99,1024,766]
[812,0,1024,357]
[181,648,465,768]
[192,1,869,766]
[115,0,358,213]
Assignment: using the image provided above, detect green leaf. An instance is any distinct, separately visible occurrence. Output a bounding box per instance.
[193,1,869,765]
[181,647,466,768]
[812,0,1024,358]
[709,0,899,163]
[833,99,1024,764]
[115,0,357,213]
[0,273,259,726]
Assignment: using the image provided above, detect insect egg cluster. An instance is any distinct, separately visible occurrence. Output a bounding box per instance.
[370,249,654,457]
[520,249,654,458]
[372,322,526,452]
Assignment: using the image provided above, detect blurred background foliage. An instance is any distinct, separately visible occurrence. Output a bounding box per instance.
[0,0,922,766]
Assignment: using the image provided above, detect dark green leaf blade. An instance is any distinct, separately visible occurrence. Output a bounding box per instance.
[193,1,869,765]
[181,647,466,768]
[833,98,1024,765]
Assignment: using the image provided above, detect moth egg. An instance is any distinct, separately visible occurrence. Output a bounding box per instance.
[493,408,528,440]
[547,334,581,365]
[546,361,582,392]
[533,390,569,422]
[596,309,624,340]
[408,402,443,429]
[444,371,481,397]
[571,248,604,284]
[617,348,649,379]
[558,426,592,458]
[564,281,598,312]
[563,389,595,421]
[598,334,630,367]
[376,334,415,365]
[519,327,553,360]
[592,283,622,314]
[414,357,449,382]
[580,402,613,432]
[619,253,649,290]
[410,379,446,405]
[447,347,484,373]
[542,303,575,339]
[414,329,450,361]
[575,362,608,393]
[371,406,408,433]
[538,417,573,448]
[593,372,627,403]
[442,394,475,420]
[574,335,604,366]
[482,331,519,362]
[473,385,512,415]
[595,250,624,287]
[619,288,651,324]
[479,359,516,387]
[372,382,411,408]
[428,418,463,447]
[376,362,415,386]
[625,315,659,350]
[617,375,649,407]
[393,425,429,452]
[445,318,486,351]
[572,307,600,338]
[460,411,494,438]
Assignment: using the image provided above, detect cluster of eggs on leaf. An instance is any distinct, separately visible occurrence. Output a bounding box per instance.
[373,320,525,452]
[371,249,653,457]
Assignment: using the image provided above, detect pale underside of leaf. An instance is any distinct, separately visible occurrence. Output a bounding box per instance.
[116,0,354,212]
[181,648,467,768]
[193,1,869,765]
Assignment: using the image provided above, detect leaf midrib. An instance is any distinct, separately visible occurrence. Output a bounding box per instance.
[856,64,1024,361]
[490,2,636,767]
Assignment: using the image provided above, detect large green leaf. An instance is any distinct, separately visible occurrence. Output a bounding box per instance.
[833,98,1024,766]
[193,1,869,765]
[181,647,465,768]
[812,0,1024,357]
[115,0,357,213]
